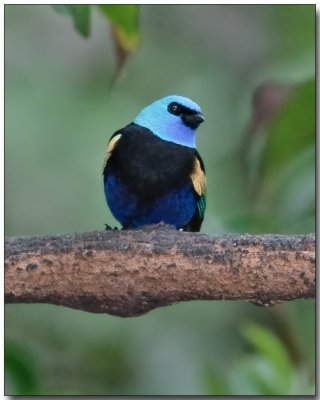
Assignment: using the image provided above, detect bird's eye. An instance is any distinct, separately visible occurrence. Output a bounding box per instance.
[168,102,182,116]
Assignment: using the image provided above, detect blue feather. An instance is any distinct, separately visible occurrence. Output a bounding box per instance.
[134,95,202,148]
[105,174,197,229]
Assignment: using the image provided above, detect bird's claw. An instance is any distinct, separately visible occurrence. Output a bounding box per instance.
[104,223,119,231]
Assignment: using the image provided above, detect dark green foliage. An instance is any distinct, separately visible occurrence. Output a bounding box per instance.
[53,4,139,76]
[5,339,39,395]
[248,80,316,233]
[53,5,91,37]
[99,4,139,50]
[203,324,315,395]
[262,80,315,175]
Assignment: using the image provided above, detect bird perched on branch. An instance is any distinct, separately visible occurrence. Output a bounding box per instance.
[103,95,206,231]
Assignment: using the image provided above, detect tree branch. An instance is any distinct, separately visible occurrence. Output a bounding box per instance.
[5,225,315,317]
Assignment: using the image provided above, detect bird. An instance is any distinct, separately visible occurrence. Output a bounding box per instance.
[103,95,206,232]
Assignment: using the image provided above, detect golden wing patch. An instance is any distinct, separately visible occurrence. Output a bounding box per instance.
[190,158,206,196]
[103,134,122,170]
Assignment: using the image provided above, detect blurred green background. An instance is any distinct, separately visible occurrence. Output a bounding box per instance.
[5,5,315,395]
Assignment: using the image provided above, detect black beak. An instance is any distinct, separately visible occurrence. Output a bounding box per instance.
[182,112,205,129]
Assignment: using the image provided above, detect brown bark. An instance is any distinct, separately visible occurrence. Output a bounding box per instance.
[5,225,315,317]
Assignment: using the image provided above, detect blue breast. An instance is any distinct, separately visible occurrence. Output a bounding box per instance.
[104,174,197,229]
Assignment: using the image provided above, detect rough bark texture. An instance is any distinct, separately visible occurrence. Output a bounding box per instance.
[5,225,315,317]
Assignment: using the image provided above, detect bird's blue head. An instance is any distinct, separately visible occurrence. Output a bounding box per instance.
[134,95,204,148]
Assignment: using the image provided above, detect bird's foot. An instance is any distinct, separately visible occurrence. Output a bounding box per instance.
[104,223,119,231]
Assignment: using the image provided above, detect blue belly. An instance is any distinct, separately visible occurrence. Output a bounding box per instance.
[104,174,197,229]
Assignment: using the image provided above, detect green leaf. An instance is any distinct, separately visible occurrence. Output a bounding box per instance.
[98,5,139,80]
[273,5,315,61]
[52,5,139,79]
[202,367,230,395]
[271,147,315,218]
[241,323,292,379]
[252,79,315,231]
[227,322,315,395]
[230,356,280,395]
[53,5,91,38]
[98,5,139,52]
[261,79,315,177]
[5,339,38,395]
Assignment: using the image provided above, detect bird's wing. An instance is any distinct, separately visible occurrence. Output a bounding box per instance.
[190,157,206,199]
[184,151,206,232]
[103,132,122,174]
